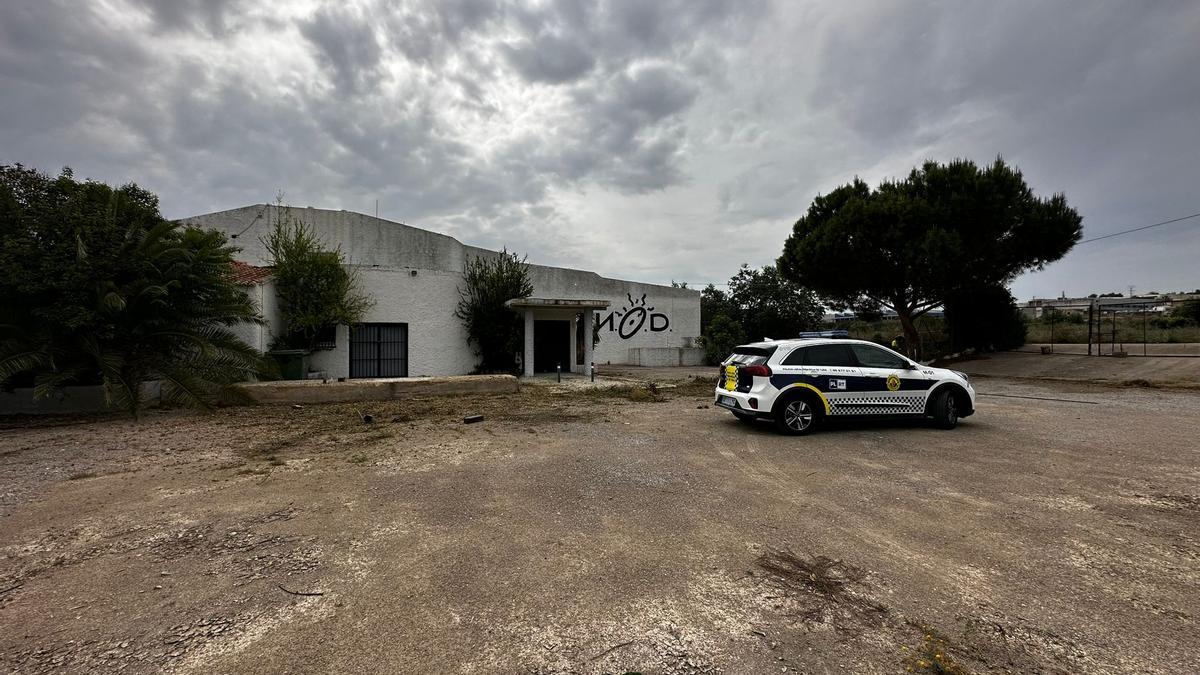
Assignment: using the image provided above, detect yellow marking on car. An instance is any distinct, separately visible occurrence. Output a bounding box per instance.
[724,365,738,391]
[780,382,832,415]
[887,374,901,391]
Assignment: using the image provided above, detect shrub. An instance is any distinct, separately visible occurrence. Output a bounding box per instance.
[0,165,265,414]
[1170,299,1200,325]
[703,313,746,365]
[943,284,1026,353]
[260,204,372,350]
[455,249,533,373]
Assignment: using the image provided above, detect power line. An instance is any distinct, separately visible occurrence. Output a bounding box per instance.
[671,210,1200,287]
[1078,211,1200,245]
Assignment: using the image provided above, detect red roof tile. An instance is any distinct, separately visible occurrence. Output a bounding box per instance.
[230,261,273,285]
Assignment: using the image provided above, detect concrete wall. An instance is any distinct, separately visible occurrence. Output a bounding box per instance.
[0,382,161,415]
[231,279,283,354]
[237,374,518,405]
[305,268,477,378]
[628,347,707,367]
[466,247,702,367]
[181,205,701,376]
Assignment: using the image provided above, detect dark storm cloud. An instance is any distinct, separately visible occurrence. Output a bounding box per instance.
[501,32,595,84]
[2,1,1198,296]
[299,6,385,95]
[132,0,249,35]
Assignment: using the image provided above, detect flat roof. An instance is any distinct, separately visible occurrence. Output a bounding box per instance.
[504,297,611,310]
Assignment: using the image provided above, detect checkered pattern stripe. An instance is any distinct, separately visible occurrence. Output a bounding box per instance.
[830,395,926,415]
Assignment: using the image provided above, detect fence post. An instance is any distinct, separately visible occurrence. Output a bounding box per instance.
[1143,308,1148,357]
[1087,302,1094,356]
[1112,310,1117,355]
[1049,312,1055,354]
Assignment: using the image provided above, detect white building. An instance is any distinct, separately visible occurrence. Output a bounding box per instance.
[181,205,702,378]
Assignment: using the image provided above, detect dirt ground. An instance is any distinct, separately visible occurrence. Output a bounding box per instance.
[949,351,1200,389]
[2,373,1198,674]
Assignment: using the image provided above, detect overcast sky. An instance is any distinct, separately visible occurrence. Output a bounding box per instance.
[3,1,1199,300]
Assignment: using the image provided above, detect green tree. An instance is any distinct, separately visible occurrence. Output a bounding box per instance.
[702,313,746,366]
[779,157,1081,357]
[700,284,736,334]
[943,284,1027,353]
[260,204,373,350]
[455,249,533,373]
[0,165,265,415]
[1170,299,1200,325]
[726,264,822,341]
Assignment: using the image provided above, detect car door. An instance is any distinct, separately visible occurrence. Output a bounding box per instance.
[777,343,863,416]
[846,343,934,415]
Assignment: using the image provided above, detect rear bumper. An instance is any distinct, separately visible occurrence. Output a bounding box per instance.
[713,388,768,416]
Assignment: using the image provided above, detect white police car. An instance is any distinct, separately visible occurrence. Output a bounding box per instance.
[713,338,975,435]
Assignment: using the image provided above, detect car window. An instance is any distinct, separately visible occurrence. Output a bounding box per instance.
[849,344,908,369]
[787,344,856,367]
[722,346,776,367]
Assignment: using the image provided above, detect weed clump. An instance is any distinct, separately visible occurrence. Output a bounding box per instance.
[902,629,968,674]
[754,549,866,601]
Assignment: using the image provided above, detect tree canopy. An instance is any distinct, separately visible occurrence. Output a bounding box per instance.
[260,205,373,351]
[778,157,1082,356]
[0,165,265,414]
[699,265,821,363]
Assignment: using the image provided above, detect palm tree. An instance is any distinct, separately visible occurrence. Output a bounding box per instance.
[0,165,267,416]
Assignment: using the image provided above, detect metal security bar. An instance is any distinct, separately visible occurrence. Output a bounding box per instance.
[350,323,409,378]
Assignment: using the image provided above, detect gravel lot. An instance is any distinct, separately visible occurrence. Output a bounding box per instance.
[1,375,1198,674]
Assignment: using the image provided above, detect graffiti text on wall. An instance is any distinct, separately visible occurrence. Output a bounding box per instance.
[597,293,670,339]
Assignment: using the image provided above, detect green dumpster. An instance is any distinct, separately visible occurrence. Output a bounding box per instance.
[268,349,310,381]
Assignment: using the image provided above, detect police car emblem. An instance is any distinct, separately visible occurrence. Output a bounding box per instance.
[886,374,901,391]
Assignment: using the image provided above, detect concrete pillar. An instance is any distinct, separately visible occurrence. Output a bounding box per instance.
[569,315,578,373]
[583,309,595,374]
[523,308,535,377]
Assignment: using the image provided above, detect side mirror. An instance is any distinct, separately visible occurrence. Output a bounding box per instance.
[907,362,920,370]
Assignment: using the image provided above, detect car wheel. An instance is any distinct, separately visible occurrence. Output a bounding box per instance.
[931,389,959,430]
[732,410,757,425]
[774,396,818,436]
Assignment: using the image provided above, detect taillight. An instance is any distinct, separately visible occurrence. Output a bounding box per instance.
[742,365,772,377]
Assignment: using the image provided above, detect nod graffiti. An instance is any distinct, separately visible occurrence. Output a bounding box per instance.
[597,293,670,339]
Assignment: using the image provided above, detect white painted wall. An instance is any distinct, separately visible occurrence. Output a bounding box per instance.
[231,279,283,355]
[181,205,701,376]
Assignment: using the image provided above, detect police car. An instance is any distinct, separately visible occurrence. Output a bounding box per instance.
[713,337,975,435]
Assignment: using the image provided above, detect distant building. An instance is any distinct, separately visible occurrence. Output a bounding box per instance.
[1021,293,1199,318]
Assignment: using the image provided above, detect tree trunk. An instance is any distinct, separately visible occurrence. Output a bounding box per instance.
[897,309,922,360]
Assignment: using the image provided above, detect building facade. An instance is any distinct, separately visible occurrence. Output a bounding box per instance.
[182,205,702,378]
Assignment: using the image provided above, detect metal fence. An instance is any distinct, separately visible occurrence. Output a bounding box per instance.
[1021,297,1199,357]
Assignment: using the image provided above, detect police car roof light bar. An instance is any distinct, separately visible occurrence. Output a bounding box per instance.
[796,330,850,339]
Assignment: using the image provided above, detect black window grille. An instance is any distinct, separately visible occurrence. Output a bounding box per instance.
[349,323,408,378]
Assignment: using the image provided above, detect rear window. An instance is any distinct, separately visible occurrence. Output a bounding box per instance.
[722,345,777,366]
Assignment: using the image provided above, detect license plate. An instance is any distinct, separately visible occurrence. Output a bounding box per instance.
[719,395,738,407]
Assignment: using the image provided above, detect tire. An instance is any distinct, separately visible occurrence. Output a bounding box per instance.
[732,410,757,425]
[774,395,819,436]
[930,389,960,430]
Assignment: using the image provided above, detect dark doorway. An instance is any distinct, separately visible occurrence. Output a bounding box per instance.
[350,323,408,378]
[533,320,570,373]
[575,313,585,366]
